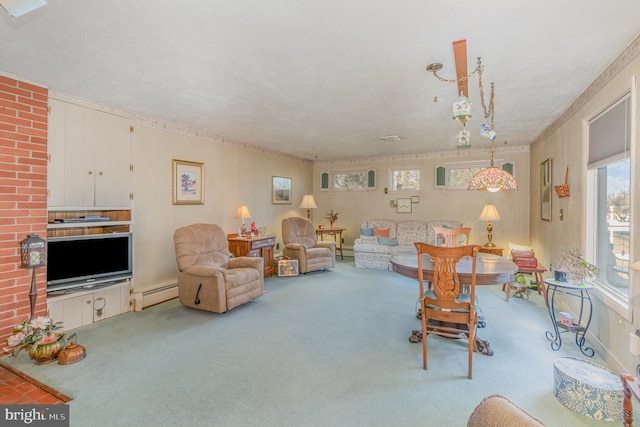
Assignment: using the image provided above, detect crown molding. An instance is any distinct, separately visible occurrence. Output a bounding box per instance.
[312,144,529,166]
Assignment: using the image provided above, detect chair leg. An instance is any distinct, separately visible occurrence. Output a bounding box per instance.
[421,309,428,370]
[536,273,548,306]
[468,321,475,380]
[504,282,511,302]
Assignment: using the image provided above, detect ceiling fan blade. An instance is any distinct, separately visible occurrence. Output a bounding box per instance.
[453,39,468,97]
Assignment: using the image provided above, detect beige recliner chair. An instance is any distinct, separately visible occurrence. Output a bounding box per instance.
[282,217,336,273]
[174,223,264,313]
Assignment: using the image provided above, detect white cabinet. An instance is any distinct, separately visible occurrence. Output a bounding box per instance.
[48,99,132,208]
[47,280,131,332]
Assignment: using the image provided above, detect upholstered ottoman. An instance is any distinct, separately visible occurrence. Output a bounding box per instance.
[553,357,623,422]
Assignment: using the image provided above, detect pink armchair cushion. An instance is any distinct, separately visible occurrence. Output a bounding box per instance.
[174,223,231,271]
[282,217,317,249]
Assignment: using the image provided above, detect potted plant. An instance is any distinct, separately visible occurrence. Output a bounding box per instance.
[5,316,65,364]
[325,209,339,228]
[553,248,599,283]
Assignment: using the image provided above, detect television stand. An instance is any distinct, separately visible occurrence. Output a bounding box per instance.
[47,279,131,332]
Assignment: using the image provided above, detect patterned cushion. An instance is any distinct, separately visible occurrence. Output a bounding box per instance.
[396,220,428,246]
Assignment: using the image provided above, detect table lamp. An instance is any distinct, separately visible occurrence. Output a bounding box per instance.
[234,203,252,236]
[299,195,317,219]
[478,204,501,247]
[19,234,47,320]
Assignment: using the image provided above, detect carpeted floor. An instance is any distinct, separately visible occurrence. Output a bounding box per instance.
[1,257,633,426]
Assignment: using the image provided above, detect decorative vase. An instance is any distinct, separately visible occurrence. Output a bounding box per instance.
[28,336,66,364]
[330,221,334,229]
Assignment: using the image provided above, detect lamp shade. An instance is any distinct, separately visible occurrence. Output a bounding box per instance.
[299,195,318,209]
[479,204,501,222]
[234,203,252,220]
[468,167,518,192]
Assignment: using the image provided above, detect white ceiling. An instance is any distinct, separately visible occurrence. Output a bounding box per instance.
[2,1,640,161]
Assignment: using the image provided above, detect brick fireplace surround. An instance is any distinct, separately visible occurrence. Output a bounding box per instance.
[0,75,49,350]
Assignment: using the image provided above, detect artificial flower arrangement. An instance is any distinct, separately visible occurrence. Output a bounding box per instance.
[325,209,339,224]
[554,248,599,283]
[5,316,64,356]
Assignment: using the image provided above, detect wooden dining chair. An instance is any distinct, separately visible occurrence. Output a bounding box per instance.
[415,242,480,379]
[432,226,471,247]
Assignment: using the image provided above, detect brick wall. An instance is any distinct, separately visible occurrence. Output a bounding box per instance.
[0,75,48,350]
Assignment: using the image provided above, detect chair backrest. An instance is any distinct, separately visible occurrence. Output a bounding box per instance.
[414,243,479,310]
[282,217,317,248]
[432,226,471,247]
[174,223,231,271]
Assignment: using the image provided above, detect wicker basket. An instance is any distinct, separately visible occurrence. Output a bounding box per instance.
[555,166,570,198]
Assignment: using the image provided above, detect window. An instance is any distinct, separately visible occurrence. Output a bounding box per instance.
[435,161,514,190]
[390,168,420,191]
[586,94,632,317]
[324,170,375,192]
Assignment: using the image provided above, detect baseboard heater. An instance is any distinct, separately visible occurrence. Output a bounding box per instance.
[141,283,178,309]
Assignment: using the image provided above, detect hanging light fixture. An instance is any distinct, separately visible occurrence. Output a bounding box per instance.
[467,138,518,192]
[427,48,518,191]
[466,60,517,191]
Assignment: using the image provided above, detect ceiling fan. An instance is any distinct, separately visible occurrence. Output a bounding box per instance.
[452,39,468,97]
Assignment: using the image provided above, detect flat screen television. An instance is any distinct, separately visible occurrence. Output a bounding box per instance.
[46,232,132,293]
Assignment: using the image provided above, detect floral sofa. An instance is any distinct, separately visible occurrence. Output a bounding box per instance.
[353,219,463,270]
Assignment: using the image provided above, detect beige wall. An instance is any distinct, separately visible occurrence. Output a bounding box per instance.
[131,125,312,293]
[530,52,640,374]
[312,147,531,252]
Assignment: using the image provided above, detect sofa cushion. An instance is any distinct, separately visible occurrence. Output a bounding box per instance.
[377,236,398,246]
[363,219,397,238]
[360,227,374,236]
[396,220,428,246]
[373,228,390,237]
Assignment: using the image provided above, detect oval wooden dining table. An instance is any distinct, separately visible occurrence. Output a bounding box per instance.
[390,251,517,285]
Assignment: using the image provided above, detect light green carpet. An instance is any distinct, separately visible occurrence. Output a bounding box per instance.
[2,258,629,426]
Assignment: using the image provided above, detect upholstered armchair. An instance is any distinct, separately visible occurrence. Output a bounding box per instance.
[282,217,336,273]
[173,223,264,313]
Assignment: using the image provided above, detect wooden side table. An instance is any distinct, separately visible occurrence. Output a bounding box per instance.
[227,234,276,277]
[315,228,345,260]
[478,246,503,256]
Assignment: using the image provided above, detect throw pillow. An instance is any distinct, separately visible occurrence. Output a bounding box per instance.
[377,236,398,246]
[373,228,390,237]
[360,227,374,236]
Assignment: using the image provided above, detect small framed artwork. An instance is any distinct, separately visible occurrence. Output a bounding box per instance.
[540,158,552,222]
[172,159,204,205]
[397,198,412,213]
[278,259,299,277]
[411,195,419,203]
[272,176,292,204]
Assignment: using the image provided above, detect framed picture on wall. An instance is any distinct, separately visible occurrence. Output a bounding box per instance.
[540,158,552,221]
[272,176,292,204]
[172,159,204,205]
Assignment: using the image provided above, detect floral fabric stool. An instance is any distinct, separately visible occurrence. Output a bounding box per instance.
[553,357,623,422]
